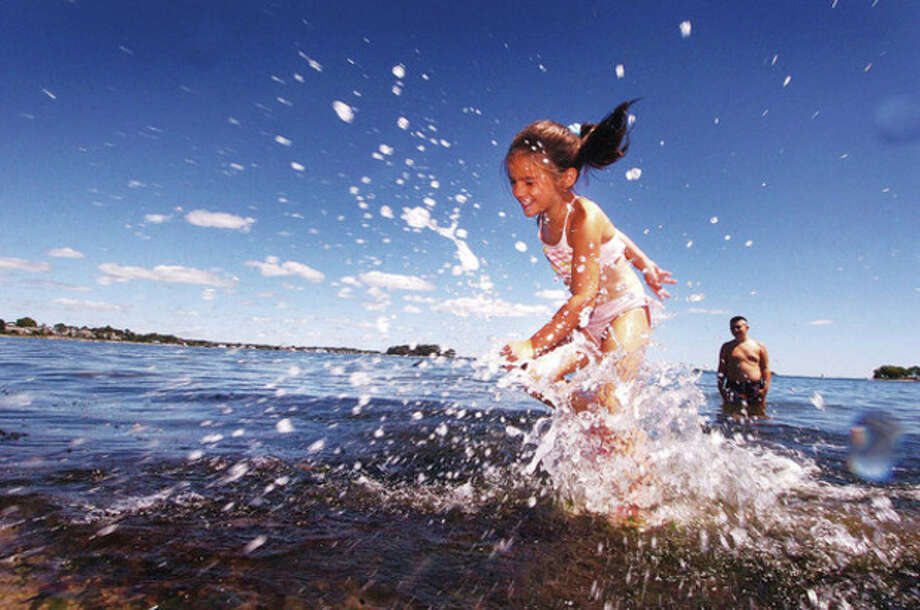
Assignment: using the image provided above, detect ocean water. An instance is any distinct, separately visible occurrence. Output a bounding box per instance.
[0,336,917,608]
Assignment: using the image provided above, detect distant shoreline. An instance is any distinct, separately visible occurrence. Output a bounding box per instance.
[0,322,455,358]
[1,332,379,354]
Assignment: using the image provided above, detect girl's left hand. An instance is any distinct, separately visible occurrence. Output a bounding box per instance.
[643,265,677,300]
[501,339,535,364]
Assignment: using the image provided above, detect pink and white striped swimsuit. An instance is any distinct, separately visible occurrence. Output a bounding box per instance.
[538,200,651,343]
[538,202,626,287]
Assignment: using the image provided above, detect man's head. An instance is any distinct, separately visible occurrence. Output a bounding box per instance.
[729,316,749,338]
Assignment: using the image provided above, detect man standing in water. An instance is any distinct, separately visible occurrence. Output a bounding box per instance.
[717,316,771,416]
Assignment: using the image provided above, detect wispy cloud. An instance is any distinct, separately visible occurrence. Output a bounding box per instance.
[144,214,171,224]
[0,256,50,272]
[433,296,550,319]
[47,247,85,259]
[536,289,567,300]
[358,271,434,291]
[52,298,121,312]
[687,308,731,315]
[97,263,234,287]
[185,209,255,231]
[808,319,833,326]
[23,279,91,292]
[246,257,324,282]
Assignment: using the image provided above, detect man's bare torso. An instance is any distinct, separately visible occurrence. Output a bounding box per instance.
[720,338,764,383]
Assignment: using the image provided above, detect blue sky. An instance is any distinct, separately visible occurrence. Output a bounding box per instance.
[1,0,918,378]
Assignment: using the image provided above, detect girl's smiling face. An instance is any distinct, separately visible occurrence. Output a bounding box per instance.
[506,152,576,218]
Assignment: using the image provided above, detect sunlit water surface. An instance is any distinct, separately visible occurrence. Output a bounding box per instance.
[1,336,918,607]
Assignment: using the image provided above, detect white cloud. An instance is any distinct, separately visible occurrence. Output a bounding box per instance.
[364,300,388,312]
[403,294,437,304]
[185,210,255,231]
[359,271,434,291]
[246,256,324,282]
[536,289,568,300]
[808,319,833,326]
[22,279,91,292]
[432,296,550,319]
[52,298,121,312]
[144,214,170,224]
[0,256,50,272]
[679,20,692,38]
[47,247,85,259]
[686,308,731,315]
[97,263,234,287]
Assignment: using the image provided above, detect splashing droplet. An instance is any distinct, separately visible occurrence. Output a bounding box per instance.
[332,100,355,123]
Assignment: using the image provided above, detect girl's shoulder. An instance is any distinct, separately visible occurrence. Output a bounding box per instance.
[571,197,612,227]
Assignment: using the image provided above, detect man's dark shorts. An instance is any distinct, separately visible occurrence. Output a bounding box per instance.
[722,378,765,404]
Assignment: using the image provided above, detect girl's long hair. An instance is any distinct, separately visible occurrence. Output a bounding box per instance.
[505,99,637,177]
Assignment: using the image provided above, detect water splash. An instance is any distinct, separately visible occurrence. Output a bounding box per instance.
[474,351,917,572]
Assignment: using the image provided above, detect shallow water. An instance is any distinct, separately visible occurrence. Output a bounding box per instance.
[0,336,918,608]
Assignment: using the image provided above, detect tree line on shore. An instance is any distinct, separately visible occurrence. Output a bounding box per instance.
[872,365,920,380]
[0,316,455,357]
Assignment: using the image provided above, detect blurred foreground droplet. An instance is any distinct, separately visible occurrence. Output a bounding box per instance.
[874,95,920,144]
[848,410,902,482]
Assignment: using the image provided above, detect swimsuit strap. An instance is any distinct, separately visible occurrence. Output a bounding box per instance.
[540,195,578,246]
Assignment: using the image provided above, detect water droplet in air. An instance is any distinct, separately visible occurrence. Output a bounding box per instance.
[810,392,825,411]
[332,100,355,123]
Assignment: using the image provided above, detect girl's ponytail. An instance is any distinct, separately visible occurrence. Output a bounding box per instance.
[574,99,638,171]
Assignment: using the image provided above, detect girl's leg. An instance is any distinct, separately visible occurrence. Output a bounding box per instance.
[524,308,651,413]
[594,307,651,412]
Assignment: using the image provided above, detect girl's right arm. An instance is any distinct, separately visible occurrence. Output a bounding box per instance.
[617,229,675,300]
[526,204,607,357]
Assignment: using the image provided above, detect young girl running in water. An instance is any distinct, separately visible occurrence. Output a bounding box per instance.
[502,100,675,412]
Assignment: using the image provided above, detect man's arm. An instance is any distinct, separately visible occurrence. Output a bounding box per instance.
[717,343,730,401]
[759,343,771,397]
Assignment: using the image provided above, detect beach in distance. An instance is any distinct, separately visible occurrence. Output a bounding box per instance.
[0,318,455,357]
[1,336,918,607]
